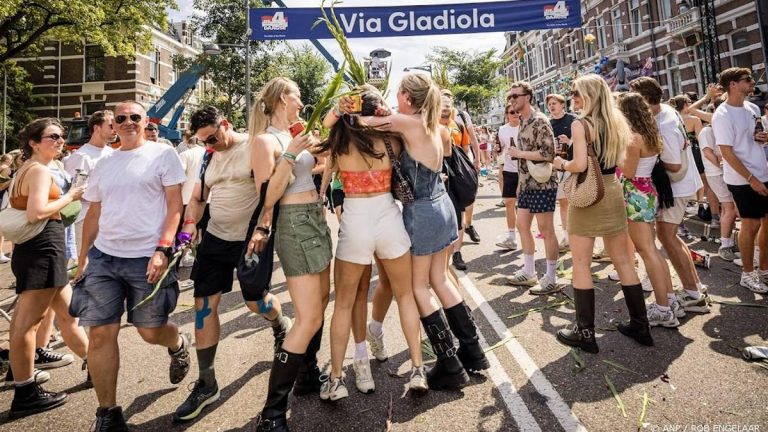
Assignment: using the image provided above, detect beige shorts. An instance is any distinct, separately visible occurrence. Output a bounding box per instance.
[706,175,734,203]
[336,194,411,265]
[656,196,695,225]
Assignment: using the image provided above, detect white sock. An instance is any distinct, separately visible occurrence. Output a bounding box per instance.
[684,289,701,299]
[563,232,569,241]
[667,293,677,303]
[14,377,34,387]
[369,320,383,337]
[523,254,535,276]
[546,260,557,279]
[508,229,517,240]
[355,342,368,361]
[656,303,670,312]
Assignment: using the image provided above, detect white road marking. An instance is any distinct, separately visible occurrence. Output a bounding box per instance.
[457,271,588,432]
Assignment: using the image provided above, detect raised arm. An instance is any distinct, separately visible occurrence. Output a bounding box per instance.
[25,165,83,223]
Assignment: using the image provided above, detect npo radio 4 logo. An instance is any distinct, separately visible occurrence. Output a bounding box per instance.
[262,11,288,31]
[544,1,569,19]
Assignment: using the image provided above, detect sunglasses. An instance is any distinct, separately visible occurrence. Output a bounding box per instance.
[115,114,143,124]
[570,90,581,97]
[737,76,755,83]
[508,93,528,100]
[204,123,222,145]
[507,110,518,115]
[41,134,65,142]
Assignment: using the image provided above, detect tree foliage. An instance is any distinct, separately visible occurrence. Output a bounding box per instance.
[279,44,331,119]
[1,63,41,151]
[427,47,505,115]
[0,0,174,62]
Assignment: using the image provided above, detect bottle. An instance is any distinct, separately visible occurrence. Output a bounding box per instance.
[508,136,517,161]
[757,118,767,145]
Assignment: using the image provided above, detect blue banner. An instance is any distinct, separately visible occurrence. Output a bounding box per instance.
[251,0,581,40]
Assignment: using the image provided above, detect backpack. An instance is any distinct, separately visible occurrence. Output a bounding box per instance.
[445,145,478,209]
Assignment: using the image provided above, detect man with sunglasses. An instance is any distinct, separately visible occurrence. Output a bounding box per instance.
[144,122,174,147]
[172,106,292,422]
[64,110,117,256]
[72,101,190,430]
[712,67,768,294]
[495,102,521,250]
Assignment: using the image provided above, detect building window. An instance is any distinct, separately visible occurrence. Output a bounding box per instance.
[596,17,607,49]
[570,35,577,62]
[83,101,106,116]
[693,44,706,96]
[629,0,642,36]
[612,8,624,43]
[665,53,681,98]
[149,48,160,84]
[729,30,754,70]
[658,0,672,21]
[546,41,554,68]
[84,45,105,82]
[583,28,594,58]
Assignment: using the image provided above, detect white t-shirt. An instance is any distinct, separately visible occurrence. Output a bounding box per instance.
[179,145,206,205]
[63,143,115,223]
[711,101,768,186]
[496,123,519,172]
[698,126,722,177]
[657,104,702,197]
[84,143,186,258]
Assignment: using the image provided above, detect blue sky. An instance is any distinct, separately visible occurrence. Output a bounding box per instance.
[168,0,507,104]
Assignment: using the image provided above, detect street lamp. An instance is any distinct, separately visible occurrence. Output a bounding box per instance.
[1,62,6,155]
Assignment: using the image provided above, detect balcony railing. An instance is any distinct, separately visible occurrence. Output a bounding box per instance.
[666,8,701,36]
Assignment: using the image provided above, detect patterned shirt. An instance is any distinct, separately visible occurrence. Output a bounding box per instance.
[517,111,558,190]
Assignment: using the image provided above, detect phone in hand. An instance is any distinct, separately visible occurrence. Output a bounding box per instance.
[289,122,305,137]
[349,95,363,114]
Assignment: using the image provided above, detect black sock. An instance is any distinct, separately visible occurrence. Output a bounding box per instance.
[270,312,284,328]
[197,344,218,388]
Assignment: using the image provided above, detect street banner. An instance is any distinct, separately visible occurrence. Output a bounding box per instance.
[252,0,581,40]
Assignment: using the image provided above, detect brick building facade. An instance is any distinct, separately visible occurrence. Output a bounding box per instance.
[504,0,767,108]
[14,22,210,131]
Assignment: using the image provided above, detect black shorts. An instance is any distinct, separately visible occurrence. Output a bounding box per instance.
[11,220,67,293]
[691,143,705,175]
[191,232,263,300]
[728,183,768,219]
[502,171,519,198]
[517,188,557,214]
[331,189,345,210]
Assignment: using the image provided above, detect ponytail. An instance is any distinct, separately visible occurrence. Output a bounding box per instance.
[248,77,299,136]
[400,73,442,135]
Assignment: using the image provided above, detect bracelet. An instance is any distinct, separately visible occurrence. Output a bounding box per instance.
[255,226,271,235]
[155,246,173,259]
[333,105,342,117]
[283,152,297,161]
[747,173,754,182]
[157,239,172,247]
[183,218,196,226]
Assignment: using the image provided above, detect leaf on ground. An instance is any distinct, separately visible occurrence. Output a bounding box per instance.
[604,374,627,418]
[570,349,586,375]
[387,369,406,379]
[484,334,516,353]
[711,300,768,309]
[637,391,651,430]
[385,394,393,431]
[507,298,572,319]
[421,339,436,361]
[603,359,642,376]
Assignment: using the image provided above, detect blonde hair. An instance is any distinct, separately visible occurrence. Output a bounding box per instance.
[400,73,441,134]
[249,77,300,134]
[573,74,630,168]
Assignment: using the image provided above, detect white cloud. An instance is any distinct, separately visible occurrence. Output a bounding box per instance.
[167,0,508,105]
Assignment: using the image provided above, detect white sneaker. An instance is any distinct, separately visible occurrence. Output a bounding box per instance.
[352,359,375,394]
[0,254,10,264]
[740,271,768,294]
[608,271,620,281]
[496,237,517,250]
[180,249,195,268]
[646,303,680,328]
[508,270,538,287]
[366,322,388,362]
[319,375,348,401]
[641,277,653,292]
[529,275,563,295]
[558,237,570,252]
[408,366,428,392]
[670,298,686,319]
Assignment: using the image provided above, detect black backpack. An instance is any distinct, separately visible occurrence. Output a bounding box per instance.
[445,145,478,209]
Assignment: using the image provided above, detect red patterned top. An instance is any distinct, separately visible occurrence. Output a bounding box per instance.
[340,169,392,194]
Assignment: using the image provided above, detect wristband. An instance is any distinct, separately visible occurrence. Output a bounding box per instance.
[158,239,172,247]
[333,105,342,117]
[747,174,754,183]
[155,246,173,259]
[256,226,271,235]
[183,218,196,226]
[283,152,297,161]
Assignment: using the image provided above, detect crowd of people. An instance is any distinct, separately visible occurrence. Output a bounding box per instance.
[0,66,766,432]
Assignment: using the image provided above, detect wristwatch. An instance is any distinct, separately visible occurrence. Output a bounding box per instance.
[255,226,271,235]
[155,246,173,259]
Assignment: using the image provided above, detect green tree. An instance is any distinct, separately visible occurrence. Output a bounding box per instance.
[279,44,331,118]
[1,63,40,151]
[427,47,505,115]
[0,0,174,62]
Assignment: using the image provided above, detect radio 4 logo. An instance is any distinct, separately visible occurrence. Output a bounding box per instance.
[262,11,288,31]
[544,1,569,19]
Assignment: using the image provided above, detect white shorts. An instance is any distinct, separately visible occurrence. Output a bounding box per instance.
[556,171,571,200]
[706,175,734,203]
[336,194,411,265]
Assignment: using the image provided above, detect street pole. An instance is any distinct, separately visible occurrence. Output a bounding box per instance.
[244,0,251,126]
[2,62,6,155]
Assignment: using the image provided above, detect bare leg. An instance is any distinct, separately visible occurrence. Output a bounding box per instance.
[35,308,55,348]
[536,212,559,261]
[88,323,121,407]
[628,221,672,306]
[516,209,535,256]
[505,198,517,230]
[330,260,367,379]
[656,221,700,291]
[283,269,328,354]
[603,232,640,286]
[351,265,372,345]
[50,284,88,358]
[570,235,596,289]
[378,254,422,367]
[371,257,393,323]
[9,288,59,382]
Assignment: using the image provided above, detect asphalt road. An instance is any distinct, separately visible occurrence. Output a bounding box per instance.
[1,174,767,432]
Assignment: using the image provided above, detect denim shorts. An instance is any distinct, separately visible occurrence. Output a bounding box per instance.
[402,192,459,256]
[274,202,332,277]
[69,248,179,328]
